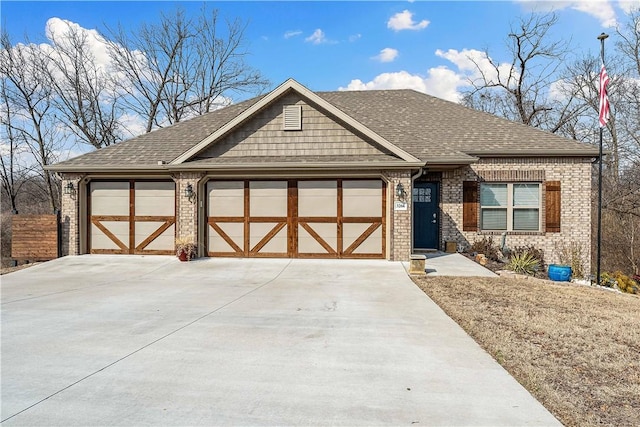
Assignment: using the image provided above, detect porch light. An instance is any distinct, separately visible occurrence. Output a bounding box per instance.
[64,182,75,195]
[184,183,195,202]
[396,182,406,200]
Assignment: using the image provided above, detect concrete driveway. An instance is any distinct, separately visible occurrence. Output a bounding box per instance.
[1,256,559,426]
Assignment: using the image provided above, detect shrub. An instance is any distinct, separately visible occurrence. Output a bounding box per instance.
[511,245,545,269]
[612,271,639,294]
[598,271,639,294]
[599,272,615,288]
[506,252,540,276]
[469,236,501,261]
[554,241,587,279]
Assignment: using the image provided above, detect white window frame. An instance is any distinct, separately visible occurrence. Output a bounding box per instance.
[480,182,542,232]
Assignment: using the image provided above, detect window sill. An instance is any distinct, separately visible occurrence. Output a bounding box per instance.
[477,230,545,236]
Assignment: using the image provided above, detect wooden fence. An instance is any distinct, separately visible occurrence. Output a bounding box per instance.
[11,214,59,261]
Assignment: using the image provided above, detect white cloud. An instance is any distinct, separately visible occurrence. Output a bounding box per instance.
[618,1,640,14]
[516,0,618,27]
[435,48,516,87]
[349,34,362,42]
[339,68,465,103]
[305,29,328,44]
[118,113,148,139]
[387,10,430,31]
[571,1,617,27]
[45,18,114,73]
[372,48,399,63]
[548,77,574,102]
[284,30,302,39]
[339,47,518,103]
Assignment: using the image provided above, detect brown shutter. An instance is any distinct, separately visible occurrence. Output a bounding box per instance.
[545,181,561,232]
[463,181,478,231]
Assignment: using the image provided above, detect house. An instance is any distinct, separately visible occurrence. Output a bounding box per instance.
[48,79,597,266]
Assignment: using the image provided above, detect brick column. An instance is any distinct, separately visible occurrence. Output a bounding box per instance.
[175,173,203,251]
[60,173,83,256]
[384,170,412,261]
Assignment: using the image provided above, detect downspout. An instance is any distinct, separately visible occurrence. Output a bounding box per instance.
[409,167,427,254]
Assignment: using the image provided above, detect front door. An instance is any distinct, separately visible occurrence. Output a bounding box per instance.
[413,181,439,249]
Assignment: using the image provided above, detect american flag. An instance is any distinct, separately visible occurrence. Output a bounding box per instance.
[598,64,610,128]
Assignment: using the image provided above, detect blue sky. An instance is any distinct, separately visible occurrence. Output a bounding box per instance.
[1,1,636,103]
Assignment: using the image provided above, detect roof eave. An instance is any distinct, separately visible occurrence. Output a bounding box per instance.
[467,149,601,157]
[423,157,479,165]
[46,164,170,173]
[169,161,425,171]
[46,161,425,173]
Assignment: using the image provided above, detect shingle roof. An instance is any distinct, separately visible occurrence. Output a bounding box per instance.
[50,97,262,168]
[183,154,404,167]
[317,90,598,160]
[49,85,598,171]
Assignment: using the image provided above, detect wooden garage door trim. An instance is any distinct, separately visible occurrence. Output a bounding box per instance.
[207,179,386,259]
[88,180,176,255]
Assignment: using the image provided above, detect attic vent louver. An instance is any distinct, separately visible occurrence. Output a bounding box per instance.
[283,105,302,130]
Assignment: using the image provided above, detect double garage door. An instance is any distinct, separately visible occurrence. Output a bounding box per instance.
[207,179,386,258]
[88,179,385,258]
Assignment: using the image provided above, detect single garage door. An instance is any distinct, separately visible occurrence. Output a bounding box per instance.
[88,180,176,255]
[206,179,385,258]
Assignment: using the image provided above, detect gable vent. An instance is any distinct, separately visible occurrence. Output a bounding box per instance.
[283,105,302,131]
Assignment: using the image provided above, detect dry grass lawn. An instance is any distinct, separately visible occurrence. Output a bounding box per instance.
[413,276,640,427]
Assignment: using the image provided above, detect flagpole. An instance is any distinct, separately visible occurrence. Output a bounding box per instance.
[596,32,608,286]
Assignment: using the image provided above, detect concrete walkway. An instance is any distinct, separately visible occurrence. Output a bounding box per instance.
[406,252,498,277]
[2,255,554,426]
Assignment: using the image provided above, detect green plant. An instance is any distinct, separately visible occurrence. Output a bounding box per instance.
[554,241,586,279]
[506,252,540,276]
[469,236,501,261]
[511,245,545,269]
[175,236,197,260]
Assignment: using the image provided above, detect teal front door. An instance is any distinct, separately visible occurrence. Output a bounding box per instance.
[413,182,439,249]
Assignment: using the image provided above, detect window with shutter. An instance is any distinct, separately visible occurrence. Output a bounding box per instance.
[283,105,302,130]
[478,182,542,232]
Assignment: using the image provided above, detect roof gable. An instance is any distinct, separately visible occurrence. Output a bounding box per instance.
[171,79,422,165]
[192,90,402,163]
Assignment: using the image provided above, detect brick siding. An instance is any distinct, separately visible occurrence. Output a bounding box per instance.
[383,170,412,261]
[440,157,592,271]
[175,173,203,251]
[60,174,83,256]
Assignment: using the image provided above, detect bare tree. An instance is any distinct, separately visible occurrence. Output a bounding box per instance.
[462,12,585,133]
[186,9,267,117]
[45,20,121,149]
[0,77,34,213]
[614,8,640,165]
[105,6,268,133]
[0,32,60,212]
[560,56,623,176]
[561,9,640,177]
